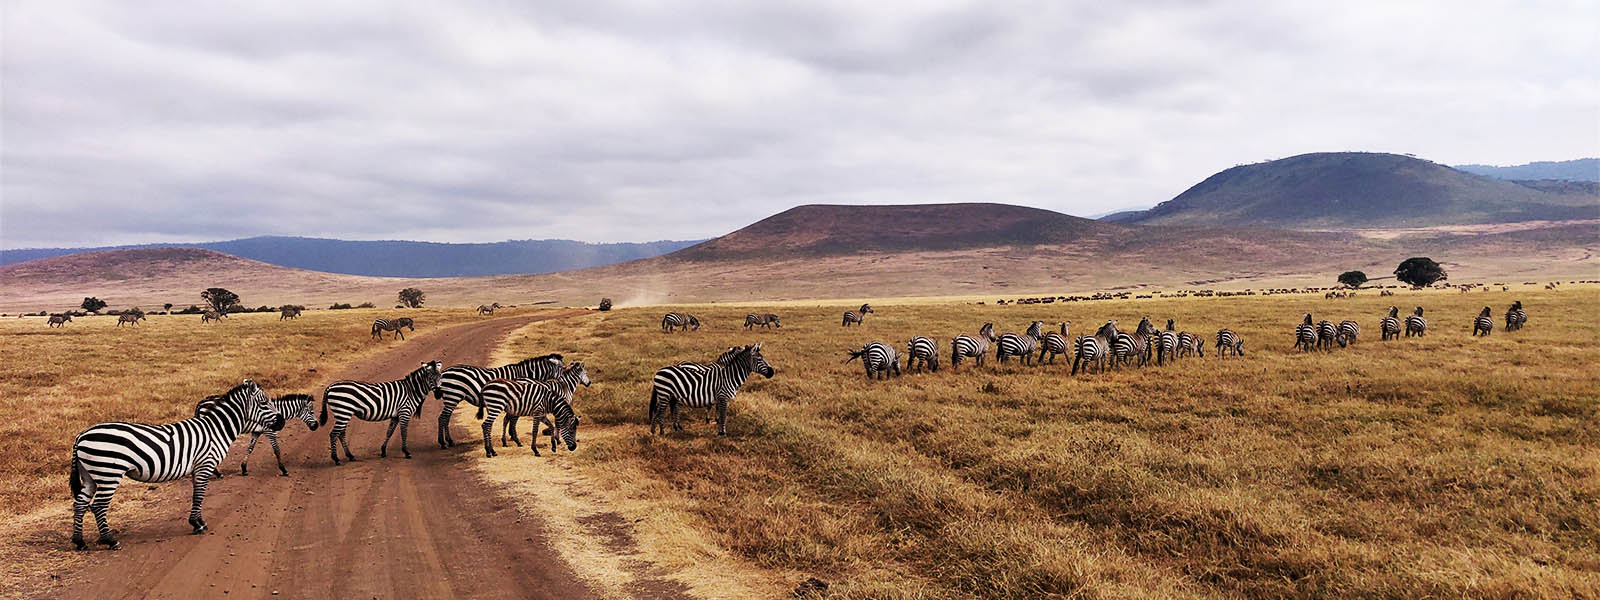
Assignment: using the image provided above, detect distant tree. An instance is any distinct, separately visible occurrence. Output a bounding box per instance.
[163,303,174,312]
[1394,257,1448,287]
[201,288,239,314]
[81,297,107,313]
[398,288,425,308]
[1337,271,1368,288]
[598,298,613,311]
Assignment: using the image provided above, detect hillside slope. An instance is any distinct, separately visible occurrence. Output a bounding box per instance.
[1454,158,1599,182]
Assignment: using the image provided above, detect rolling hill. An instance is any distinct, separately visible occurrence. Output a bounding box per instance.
[1454,158,1599,182]
[1116,152,1599,228]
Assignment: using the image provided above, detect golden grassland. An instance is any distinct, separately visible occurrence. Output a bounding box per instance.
[484,287,1599,598]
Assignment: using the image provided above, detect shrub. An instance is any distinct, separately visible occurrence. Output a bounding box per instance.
[329,303,354,310]
[80,297,107,313]
[357,302,376,309]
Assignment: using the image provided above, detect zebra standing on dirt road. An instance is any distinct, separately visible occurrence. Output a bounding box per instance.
[996,321,1044,365]
[1381,307,1402,341]
[434,354,564,448]
[478,363,588,457]
[372,317,415,340]
[649,344,774,436]
[951,323,996,370]
[71,380,283,549]
[842,304,873,327]
[1215,329,1245,358]
[320,361,442,463]
[1039,322,1071,364]
[848,342,901,379]
[1405,307,1428,337]
[195,393,318,477]
[661,313,700,333]
[906,336,939,373]
[744,314,781,329]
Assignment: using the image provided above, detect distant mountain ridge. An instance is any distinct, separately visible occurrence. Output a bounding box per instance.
[1454,158,1598,182]
[0,236,704,277]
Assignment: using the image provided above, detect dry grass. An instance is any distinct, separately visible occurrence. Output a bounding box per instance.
[488,287,1600,598]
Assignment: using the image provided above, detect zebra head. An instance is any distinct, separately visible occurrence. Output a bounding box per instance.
[553,399,580,452]
[1058,321,1070,335]
[562,362,591,389]
[1479,306,1491,317]
[859,304,873,314]
[399,317,416,331]
[1388,306,1399,317]
[234,379,285,432]
[978,322,995,340]
[410,361,444,393]
[745,344,775,378]
[1165,319,1175,331]
[1414,306,1424,316]
[1303,314,1313,326]
[1096,320,1118,339]
[278,394,319,431]
[1025,321,1044,339]
[688,315,701,331]
[1136,317,1155,337]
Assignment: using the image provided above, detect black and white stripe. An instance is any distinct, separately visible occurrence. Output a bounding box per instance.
[371,317,415,340]
[195,393,318,477]
[842,304,873,327]
[950,323,995,370]
[1336,321,1360,347]
[1405,307,1427,337]
[1073,321,1117,375]
[661,313,700,333]
[1294,314,1318,351]
[1215,329,1244,358]
[744,313,781,329]
[1316,320,1337,350]
[1177,331,1204,358]
[479,363,588,457]
[996,321,1043,365]
[71,380,284,549]
[1505,301,1526,332]
[906,336,939,373]
[1039,322,1071,364]
[434,354,564,449]
[319,361,442,463]
[848,342,901,379]
[649,344,774,435]
[1381,307,1402,341]
[1472,307,1493,336]
[1111,318,1156,368]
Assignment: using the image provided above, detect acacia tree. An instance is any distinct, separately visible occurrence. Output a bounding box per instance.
[1394,257,1447,287]
[201,288,239,314]
[398,288,425,308]
[1337,271,1368,288]
[80,297,108,313]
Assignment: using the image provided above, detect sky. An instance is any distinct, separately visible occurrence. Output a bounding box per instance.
[2,1,1597,249]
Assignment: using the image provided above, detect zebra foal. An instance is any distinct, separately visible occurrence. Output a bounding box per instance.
[479,363,588,457]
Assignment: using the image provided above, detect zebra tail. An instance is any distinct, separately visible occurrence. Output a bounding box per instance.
[318,391,329,425]
[844,350,863,364]
[475,399,485,420]
[70,455,82,499]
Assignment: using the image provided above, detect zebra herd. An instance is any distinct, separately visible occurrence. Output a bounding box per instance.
[847,317,1221,379]
[1305,303,1528,351]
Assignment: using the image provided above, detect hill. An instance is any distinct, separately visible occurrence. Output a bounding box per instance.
[1119,152,1598,228]
[1454,158,1599,182]
[0,236,702,277]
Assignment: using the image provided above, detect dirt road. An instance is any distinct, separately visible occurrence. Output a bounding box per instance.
[41,313,602,599]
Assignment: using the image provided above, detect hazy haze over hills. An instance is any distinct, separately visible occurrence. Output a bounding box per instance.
[1454,158,1599,182]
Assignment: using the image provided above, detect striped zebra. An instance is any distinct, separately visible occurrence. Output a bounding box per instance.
[1505,301,1526,332]
[1111,318,1156,368]
[996,321,1044,365]
[1177,331,1204,358]
[279,306,302,320]
[1336,321,1360,347]
[201,310,224,324]
[1073,321,1117,375]
[1153,319,1180,365]
[950,323,996,370]
[476,303,501,315]
[1316,320,1337,350]
[48,314,72,327]
[1472,307,1493,336]
[117,313,145,327]
[847,342,901,379]
[1405,307,1427,337]
[195,393,318,477]
[674,346,742,426]
[649,344,774,435]
[71,380,283,549]
[744,314,781,329]
[478,363,588,457]
[1294,314,1318,351]
[1038,322,1071,364]
[661,313,700,333]
[842,304,873,327]
[434,353,564,449]
[371,317,415,340]
[905,336,939,373]
[319,361,442,464]
[1215,329,1245,358]
[1381,307,1402,341]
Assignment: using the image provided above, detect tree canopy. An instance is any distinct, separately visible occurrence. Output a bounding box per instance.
[201,288,240,314]
[80,297,107,313]
[1394,257,1447,287]
[1337,271,1368,288]
[398,288,426,308]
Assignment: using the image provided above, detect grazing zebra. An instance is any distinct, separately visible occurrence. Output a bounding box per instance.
[48,314,72,327]
[478,363,588,457]
[1177,331,1204,358]
[1316,320,1337,350]
[1381,307,1402,341]
[1039,322,1071,364]
[195,393,318,476]
[1073,321,1118,375]
[1505,301,1526,332]
[71,380,283,549]
[434,353,564,448]
[116,313,145,327]
[1405,307,1427,337]
[1112,318,1156,368]
[661,312,700,333]
[1215,329,1245,358]
[842,304,873,327]
[319,361,442,464]
[847,342,901,379]
[476,303,501,315]
[996,321,1044,365]
[1294,314,1318,351]
[1472,307,1493,336]
[201,311,224,323]
[744,314,781,329]
[371,317,415,340]
[1336,321,1360,347]
[905,336,939,373]
[950,323,996,370]
[649,344,774,435]
[279,306,302,320]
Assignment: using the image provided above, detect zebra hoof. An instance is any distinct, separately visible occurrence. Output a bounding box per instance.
[99,538,119,550]
[240,465,248,476]
[73,538,86,551]
[379,449,387,458]
[279,468,289,477]
[403,452,412,459]
[192,525,207,535]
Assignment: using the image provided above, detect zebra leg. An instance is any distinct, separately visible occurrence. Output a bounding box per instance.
[241,433,261,476]
[506,415,522,447]
[715,397,729,436]
[398,412,414,459]
[71,465,93,550]
[338,423,357,462]
[481,409,499,457]
[379,418,400,458]
[329,421,346,465]
[437,399,457,449]
[670,397,683,431]
[88,479,121,549]
[189,464,217,534]
[270,432,288,476]
[541,415,556,452]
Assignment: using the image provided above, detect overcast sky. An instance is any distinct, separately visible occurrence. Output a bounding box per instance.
[2,1,1596,248]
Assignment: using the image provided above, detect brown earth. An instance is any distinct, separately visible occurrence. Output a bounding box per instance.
[22,312,670,600]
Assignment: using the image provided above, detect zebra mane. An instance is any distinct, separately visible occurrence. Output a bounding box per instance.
[516,353,563,367]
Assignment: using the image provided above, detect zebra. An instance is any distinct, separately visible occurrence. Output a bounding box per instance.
[1316,320,1337,350]
[1472,307,1493,336]
[434,353,564,449]
[1073,321,1117,375]
[1111,318,1156,368]
[319,361,442,464]
[1381,307,1402,341]
[950,323,996,370]
[1336,321,1360,347]
[996,321,1043,365]
[71,380,283,549]
[478,363,588,457]
[661,313,700,333]
[279,306,302,320]
[371,317,415,340]
[476,303,502,315]
[1405,307,1427,337]
[1038,322,1071,364]
[1215,329,1245,358]
[48,314,72,327]
[673,346,743,426]
[116,313,145,327]
[201,310,225,323]
[1294,314,1318,351]
[1153,319,1180,365]
[842,304,873,327]
[847,342,901,379]
[744,314,781,329]
[195,393,318,476]
[905,336,939,373]
[649,344,774,436]
[1177,331,1204,358]
[1505,301,1526,332]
